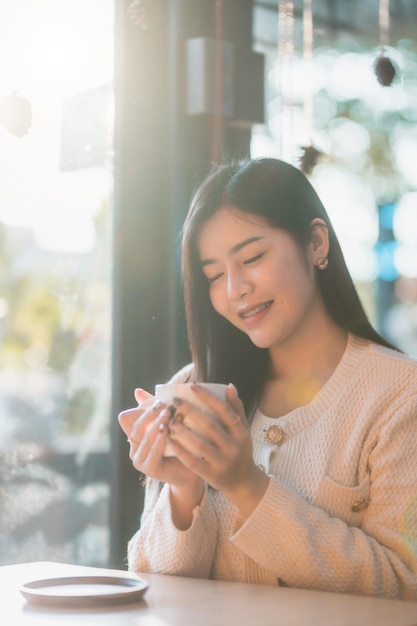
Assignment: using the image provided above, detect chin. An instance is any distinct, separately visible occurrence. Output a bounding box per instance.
[246,333,278,350]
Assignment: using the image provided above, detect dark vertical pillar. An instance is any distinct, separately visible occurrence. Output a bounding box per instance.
[111,0,176,568]
[110,0,263,568]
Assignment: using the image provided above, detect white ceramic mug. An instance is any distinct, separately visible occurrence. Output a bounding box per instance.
[155,382,228,456]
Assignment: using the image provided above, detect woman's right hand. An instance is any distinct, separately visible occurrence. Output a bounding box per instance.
[118,389,205,525]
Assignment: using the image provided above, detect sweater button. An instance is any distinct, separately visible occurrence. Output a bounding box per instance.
[351,498,369,512]
[265,425,284,446]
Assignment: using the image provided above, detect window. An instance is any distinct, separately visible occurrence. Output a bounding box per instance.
[0,0,114,566]
[252,0,417,355]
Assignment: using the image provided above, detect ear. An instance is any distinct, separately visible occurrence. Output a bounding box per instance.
[309,218,329,263]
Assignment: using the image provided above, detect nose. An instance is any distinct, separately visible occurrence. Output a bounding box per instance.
[227,268,250,301]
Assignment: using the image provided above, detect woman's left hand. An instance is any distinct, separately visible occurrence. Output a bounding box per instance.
[168,383,269,517]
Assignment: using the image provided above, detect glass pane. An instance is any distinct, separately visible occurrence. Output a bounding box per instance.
[252,1,417,355]
[0,0,114,566]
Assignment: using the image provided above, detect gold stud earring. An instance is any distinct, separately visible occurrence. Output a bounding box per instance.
[317,257,329,270]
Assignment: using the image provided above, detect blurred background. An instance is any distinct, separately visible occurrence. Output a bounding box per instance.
[0,0,416,569]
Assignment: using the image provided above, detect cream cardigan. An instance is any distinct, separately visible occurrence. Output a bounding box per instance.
[127,335,417,600]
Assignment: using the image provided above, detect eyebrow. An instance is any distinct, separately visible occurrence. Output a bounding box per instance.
[201,236,265,267]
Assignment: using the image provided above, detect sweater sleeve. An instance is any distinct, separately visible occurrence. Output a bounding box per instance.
[127,479,218,578]
[231,395,417,600]
[128,362,210,576]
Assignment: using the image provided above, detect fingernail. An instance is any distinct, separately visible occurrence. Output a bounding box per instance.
[152,400,163,410]
[191,383,201,391]
[158,423,166,433]
[160,408,172,420]
[173,396,182,406]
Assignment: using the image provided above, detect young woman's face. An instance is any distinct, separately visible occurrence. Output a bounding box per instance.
[197,206,325,351]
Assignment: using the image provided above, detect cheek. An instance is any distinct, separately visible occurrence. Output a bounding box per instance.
[209,285,227,317]
[280,257,314,290]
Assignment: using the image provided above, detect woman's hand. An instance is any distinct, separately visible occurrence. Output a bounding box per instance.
[167,383,269,517]
[118,388,203,489]
[118,388,205,528]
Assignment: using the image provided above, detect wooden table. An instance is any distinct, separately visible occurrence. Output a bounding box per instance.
[2,561,416,625]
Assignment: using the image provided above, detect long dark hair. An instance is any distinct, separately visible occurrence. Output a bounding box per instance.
[182,158,396,417]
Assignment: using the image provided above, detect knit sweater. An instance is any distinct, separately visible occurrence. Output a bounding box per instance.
[127,335,417,600]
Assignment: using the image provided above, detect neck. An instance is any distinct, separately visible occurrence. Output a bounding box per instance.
[268,318,348,381]
[261,316,348,417]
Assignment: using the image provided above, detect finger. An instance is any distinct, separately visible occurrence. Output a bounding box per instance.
[144,420,170,469]
[118,396,161,439]
[188,383,245,431]
[225,384,247,424]
[171,437,210,474]
[131,407,170,464]
[129,399,165,443]
[169,397,229,449]
[168,420,217,466]
[118,406,141,437]
[135,388,153,405]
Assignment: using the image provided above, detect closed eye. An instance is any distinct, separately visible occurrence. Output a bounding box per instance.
[243,252,264,265]
[207,272,223,285]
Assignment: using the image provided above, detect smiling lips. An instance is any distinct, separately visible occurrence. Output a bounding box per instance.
[239,300,273,319]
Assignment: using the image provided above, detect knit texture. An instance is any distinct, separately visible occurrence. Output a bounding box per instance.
[128,335,417,600]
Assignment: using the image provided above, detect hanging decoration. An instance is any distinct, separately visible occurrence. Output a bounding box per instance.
[299,0,322,175]
[0,92,32,138]
[374,55,397,86]
[128,0,156,30]
[277,1,295,161]
[374,0,398,87]
[299,144,321,175]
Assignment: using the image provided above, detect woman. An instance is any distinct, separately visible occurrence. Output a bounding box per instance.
[118,158,417,600]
